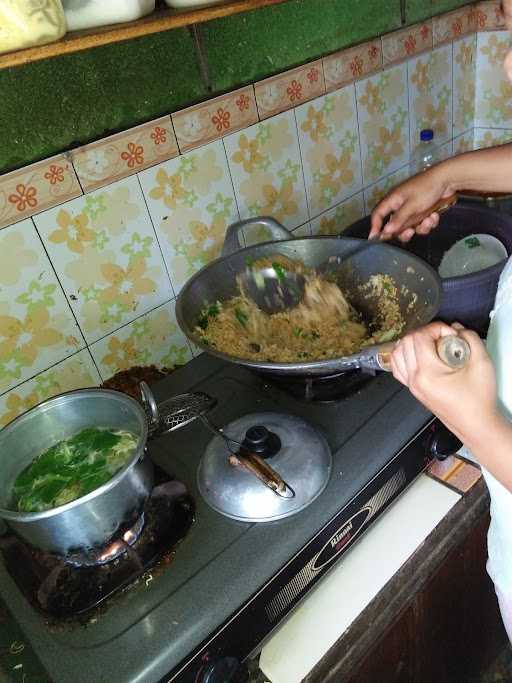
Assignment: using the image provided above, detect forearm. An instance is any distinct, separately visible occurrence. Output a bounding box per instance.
[461,413,512,493]
[440,143,512,195]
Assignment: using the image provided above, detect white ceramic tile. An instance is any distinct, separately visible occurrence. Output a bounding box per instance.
[296,85,363,219]
[89,300,192,380]
[224,110,309,230]
[475,31,512,127]
[453,35,477,137]
[33,175,172,345]
[0,218,85,395]
[363,165,411,215]
[474,127,512,148]
[138,139,239,296]
[356,63,410,186]
[453,129,476,154]
[0,349,101,427]
[310,192,365,236]
[407,44,453,154]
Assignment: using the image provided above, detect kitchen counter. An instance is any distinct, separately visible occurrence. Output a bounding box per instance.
[260,470,506,683]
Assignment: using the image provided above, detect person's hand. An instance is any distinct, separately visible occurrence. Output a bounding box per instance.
[390,322,499,445]
[369,166,454,243]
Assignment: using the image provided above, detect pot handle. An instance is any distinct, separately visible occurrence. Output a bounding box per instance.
[140,381,160,435]
[222,217,295,257]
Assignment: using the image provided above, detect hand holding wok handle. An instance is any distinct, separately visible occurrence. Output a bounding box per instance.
[375,334,471,372]
[413,193,458,224]
[229,451,295,499]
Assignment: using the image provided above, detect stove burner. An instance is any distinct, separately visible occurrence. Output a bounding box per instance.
[263,369,373,402]
[66,514,146,568]
[0,473,194,619]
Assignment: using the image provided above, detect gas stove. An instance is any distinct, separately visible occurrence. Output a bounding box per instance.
[0,352,442,683]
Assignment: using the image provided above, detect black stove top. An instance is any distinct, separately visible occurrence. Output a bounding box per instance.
[0,353,433,683]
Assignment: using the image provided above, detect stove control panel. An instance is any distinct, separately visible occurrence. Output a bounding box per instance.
[197,656,247,683]
[429,423,463,461]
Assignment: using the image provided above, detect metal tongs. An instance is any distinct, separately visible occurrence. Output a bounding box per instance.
[140,383,294,499]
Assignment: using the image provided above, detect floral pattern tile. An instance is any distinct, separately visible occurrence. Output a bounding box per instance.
[254,60,325,120]
[0,219,85,396]
[432,7,477,46]
[310,192,365,236]
[224,110,309,230]
[138,139,239,295]
[89,301,192,380]
[323,40,382,92]
[475,1,506,31]
[356,63,410,186]
[363,166,410,216]
[474,128,512,149]
[0,350,101,428]
[34,175,171,345]
[475,31,512,127]
[71,116,179,193]
[172,86,258,154]
[382,21,433,66]
[453,130,475,154]
[407,44,453,154]
[296,85,363,218]
[453,36,477,137]
[0,154,82,230]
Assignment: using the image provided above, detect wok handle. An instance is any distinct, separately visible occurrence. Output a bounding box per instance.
[413,193,458,224]
[229,451,295,499]
[375,334,471,371]
[221,217,294,257]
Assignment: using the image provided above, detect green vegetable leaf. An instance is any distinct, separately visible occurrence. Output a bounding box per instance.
[293,327,303,337]
[272,262,287,283]
[235,307,248,327]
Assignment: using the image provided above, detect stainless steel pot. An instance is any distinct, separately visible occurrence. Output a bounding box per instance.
[0,388,152,555]
[176,217,443,377]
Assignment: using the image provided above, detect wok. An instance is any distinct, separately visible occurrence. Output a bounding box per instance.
[175,218,443,377]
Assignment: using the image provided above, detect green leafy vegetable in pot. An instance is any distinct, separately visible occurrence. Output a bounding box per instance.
[12,428,138,513]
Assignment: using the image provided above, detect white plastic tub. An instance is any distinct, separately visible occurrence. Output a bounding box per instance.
[62,0,155,31]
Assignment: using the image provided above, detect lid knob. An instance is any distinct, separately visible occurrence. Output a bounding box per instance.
[242,425,281,459]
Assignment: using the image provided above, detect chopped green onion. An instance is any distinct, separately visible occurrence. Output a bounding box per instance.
[235,307,248,327]
[272,262,287,283]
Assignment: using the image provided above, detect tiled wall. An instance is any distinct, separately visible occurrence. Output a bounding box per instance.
[0,0,510,427]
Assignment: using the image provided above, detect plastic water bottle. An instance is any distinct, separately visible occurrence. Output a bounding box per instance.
[410,129,440,175]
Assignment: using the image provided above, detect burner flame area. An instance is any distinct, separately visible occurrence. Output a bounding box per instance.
[66,514,145,568]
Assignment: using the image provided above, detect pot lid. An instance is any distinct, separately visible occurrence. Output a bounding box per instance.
[197,412,332,523]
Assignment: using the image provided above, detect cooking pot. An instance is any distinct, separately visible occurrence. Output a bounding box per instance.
[0,388,153,556]
[345,202,512,333]
[175,217,443,377]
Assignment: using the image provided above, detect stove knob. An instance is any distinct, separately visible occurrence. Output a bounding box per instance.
[199,657,248,683]
[430,424,463,461]
[242,425,281,459]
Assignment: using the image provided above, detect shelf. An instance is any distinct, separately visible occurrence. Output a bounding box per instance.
[0,0,290,70]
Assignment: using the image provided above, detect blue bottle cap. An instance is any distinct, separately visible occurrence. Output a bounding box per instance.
[420,129,434,141]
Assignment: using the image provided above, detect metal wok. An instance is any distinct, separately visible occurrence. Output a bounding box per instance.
[175,218,443,377]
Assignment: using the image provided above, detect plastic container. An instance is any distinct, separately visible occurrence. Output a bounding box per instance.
[438,234,508,278]
[62,0,155,31]
[410,129,441,175]
[0,0,66,55]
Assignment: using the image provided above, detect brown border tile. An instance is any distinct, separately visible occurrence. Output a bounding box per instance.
[323,39,382,92]
[254,60,325,120]
[474,0,506,30]
[0,154,82,230]
[382,20,433,65]
[172,85,258,154]
[71,116,179,193]
[433,6,478,46]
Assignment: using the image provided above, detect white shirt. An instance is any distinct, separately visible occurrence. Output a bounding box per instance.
[465,256,512,596]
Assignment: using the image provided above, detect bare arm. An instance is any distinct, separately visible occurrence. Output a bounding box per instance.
[370,143,512,241]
